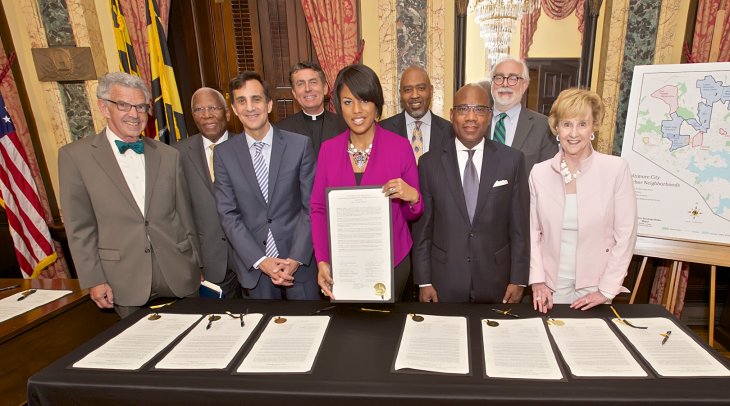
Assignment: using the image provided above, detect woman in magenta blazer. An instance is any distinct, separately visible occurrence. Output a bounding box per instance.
[530,88,637,313]
[311,64,423,301]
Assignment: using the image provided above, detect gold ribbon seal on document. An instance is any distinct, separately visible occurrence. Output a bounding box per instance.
[374,282,386,299]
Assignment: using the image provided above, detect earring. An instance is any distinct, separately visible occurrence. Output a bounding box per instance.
[590,133,595,141]
[556,134,560,142]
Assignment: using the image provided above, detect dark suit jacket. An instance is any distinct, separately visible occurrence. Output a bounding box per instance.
[412,138,530,303]
[214,126,316,290]
[174,133,237,284]
[379,110,452,152]
[275,110,347,157]
[509,109,557,175]
[59,131,200,306]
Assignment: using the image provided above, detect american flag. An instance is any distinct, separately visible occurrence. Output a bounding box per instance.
[0,94,56,278]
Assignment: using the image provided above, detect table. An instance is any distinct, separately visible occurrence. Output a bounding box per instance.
[1,278,118,405]
[27,300,730,405]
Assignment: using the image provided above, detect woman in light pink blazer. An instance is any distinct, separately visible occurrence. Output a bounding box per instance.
[529,88,637,313]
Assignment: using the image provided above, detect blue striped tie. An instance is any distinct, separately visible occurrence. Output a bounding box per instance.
[253,141,279,258]
[493,112,507,144]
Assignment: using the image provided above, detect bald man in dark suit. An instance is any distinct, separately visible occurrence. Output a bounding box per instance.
[174,87,241,298]
[413,84,529,303]
[380,66,451,162]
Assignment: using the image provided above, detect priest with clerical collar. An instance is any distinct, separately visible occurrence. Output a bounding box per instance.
[276,61,347,158]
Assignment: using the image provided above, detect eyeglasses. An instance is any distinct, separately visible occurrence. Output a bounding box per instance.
[453,104,492,116]
[102,99,150,113]
[492,75,524,86]
[192,106,226,116]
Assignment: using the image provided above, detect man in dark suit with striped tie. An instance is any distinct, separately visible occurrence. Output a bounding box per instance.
[379,66,452,163]
[214,72,319,300]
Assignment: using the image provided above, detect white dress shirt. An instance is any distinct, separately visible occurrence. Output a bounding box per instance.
[455,136,484,182]
[203,131,229,175]
[490,104,522,146]
[405,110,432,153]
[106,128,145,215]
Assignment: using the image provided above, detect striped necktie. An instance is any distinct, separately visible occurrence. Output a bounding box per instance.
[493,112,507,144]
[411,120,423,161]
[252,141,279,258]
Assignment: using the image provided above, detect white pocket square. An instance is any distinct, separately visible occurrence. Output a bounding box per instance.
[493,179,509,187]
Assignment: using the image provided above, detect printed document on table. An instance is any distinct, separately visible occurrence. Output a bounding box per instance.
[548,318,646,377]
[612,317,730,377]
[73,313,201,370]
[482,318,562,379]
[394,314,469,374]
[327,187,393,302]
[156,313,264,369]
[237,316,330,373]
[0,289,72,323]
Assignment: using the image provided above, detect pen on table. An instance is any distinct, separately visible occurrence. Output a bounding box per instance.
[491,308,520,318]
[311,305,336,315]
[661,330,671,345]
[17,289,37,301]
[0,284,21,292]
[360,307,390,313]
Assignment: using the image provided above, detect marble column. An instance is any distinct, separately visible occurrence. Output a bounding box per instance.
[378,0,445,118]
[611,0,662,155]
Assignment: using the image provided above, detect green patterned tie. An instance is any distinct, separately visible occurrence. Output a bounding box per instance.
[493,112,507,144]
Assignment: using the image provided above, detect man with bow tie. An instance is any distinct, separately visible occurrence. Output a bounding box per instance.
[59,72,201,318]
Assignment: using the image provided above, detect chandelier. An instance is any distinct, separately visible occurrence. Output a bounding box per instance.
[468,0,540,66]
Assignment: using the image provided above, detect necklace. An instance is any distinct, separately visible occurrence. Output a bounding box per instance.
[347,140,372,169]
[560,157,580,184]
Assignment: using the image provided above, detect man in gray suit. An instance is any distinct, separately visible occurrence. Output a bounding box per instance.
[489,57,557,174]
[215,72,318,299]
[380,66,451,162]
[413,84,529,304]
[59,72,200,317]
[174,87,241,298]
[276,61,347,157]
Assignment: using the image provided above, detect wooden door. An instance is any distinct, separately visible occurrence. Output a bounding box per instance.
[168,0,317,134]
[525,58,580,115]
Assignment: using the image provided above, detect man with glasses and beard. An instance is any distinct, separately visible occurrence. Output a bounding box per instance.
[489,57,557,174]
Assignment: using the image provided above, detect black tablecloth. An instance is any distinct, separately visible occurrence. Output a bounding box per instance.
[27,300,730,405]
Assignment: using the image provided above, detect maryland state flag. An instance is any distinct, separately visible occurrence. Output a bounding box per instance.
[147,0,187,143]
[110,0,138,75]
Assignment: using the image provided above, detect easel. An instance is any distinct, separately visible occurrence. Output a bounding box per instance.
[629,235,730,346]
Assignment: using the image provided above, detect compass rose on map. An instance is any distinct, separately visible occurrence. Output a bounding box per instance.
[689,205,702,219]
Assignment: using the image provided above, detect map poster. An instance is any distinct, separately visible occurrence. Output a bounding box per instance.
[621,63,730,246]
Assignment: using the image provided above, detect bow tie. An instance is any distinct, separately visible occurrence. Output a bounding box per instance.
[114,139,144,154]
